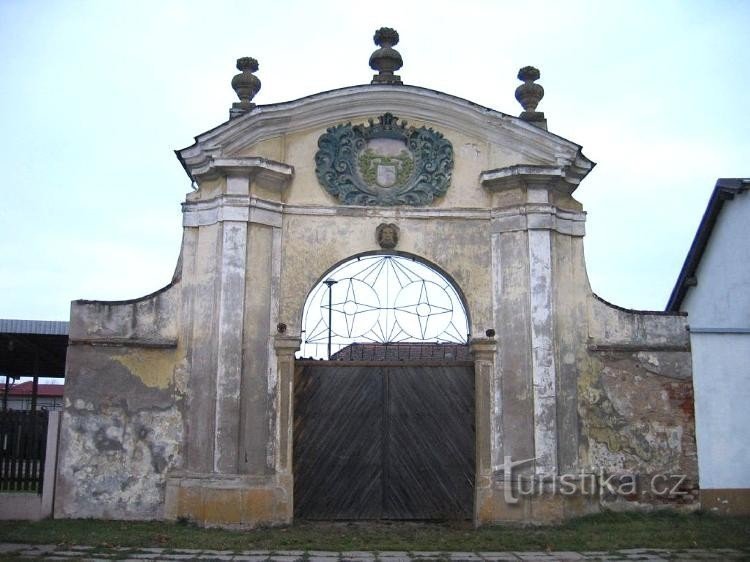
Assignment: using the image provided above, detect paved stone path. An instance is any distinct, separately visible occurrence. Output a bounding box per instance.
[0,544,748,561]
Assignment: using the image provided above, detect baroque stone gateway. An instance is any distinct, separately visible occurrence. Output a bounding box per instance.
[56,29,698,527]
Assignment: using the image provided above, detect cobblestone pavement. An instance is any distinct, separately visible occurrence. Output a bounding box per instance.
[1,544,748,561]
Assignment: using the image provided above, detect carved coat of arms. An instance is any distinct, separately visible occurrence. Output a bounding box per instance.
[315,113,453,206]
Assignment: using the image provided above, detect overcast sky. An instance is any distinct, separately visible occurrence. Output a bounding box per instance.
[1,0,747,321]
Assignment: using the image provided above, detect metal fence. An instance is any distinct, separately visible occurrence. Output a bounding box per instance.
[0,410,49,493]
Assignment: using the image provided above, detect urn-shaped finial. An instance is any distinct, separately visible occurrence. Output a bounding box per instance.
[369,27,403,85]
[230,57,261,119]
[515,66,546,128]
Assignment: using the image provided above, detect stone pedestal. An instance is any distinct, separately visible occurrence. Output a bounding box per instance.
[165,473,291,528]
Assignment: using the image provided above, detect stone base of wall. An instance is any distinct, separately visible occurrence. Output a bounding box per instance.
[164,473,711,528]
[701,489,750,515]
[475,483,600,524]
[164,472,292,528]
[0,493,45,521]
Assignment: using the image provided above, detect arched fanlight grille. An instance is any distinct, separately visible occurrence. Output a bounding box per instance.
[299,255,469,359]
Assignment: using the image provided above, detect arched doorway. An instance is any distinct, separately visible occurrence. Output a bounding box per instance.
[293,254,475,520]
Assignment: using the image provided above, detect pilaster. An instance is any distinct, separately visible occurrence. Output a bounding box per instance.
[483,168,589,481]
[528,213,557,474]
[471,337,497,526]
[213,217,248,473]
[170,164,294,526]
[274,336,301,477]
[181,166,290,478]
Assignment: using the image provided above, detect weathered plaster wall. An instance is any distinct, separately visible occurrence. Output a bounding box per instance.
[582,297,698,510]
[279,213,492,337]
[235,116,532,209]
[476,229,698,521]
[56,283,186,520]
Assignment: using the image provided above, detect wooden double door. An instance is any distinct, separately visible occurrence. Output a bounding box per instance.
[293,362,475,520]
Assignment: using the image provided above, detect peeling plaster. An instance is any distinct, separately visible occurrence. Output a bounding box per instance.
[113,349,179,390]
[57,404,183,519]
[579,350,696,481]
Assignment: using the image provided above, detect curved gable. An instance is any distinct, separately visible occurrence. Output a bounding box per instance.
[177,85,594,205]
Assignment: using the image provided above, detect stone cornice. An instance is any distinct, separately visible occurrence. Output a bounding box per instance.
[587,342,690,353]
[69,337,178,349]
[177,85,594,185]
[470,337,497,359]
[274,335,302,355]
[188,156,294,190]
[491,204,586,236]
[480,164,587,195]
[182,195,283,228]
[283,204,490,220]
[182,195,586,235]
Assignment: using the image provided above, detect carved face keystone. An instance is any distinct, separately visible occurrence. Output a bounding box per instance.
[376,223,400,249]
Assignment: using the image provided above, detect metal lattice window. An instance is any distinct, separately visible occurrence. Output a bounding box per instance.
[298,255,469,359]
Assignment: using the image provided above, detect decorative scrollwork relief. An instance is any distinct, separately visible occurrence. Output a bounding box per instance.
[315,113,453,206]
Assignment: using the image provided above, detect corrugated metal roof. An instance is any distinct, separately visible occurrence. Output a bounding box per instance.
[0,319,69,336]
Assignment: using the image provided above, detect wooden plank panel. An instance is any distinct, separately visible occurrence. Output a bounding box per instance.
[384,365,475,520]
[293,363,474,520]
[293,365,384,519]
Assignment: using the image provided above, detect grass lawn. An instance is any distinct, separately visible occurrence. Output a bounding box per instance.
[1,512,749,552]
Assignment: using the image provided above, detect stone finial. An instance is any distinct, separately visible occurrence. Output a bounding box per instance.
[515,66,547,129]
[369,27,403,85]
[230,57,261,119]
